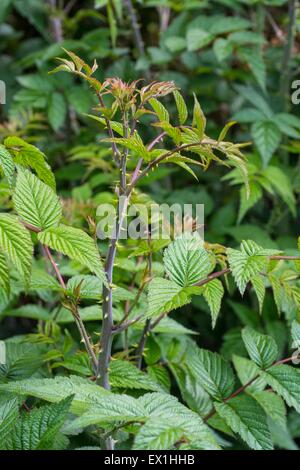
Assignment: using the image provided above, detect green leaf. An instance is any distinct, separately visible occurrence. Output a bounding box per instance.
[4,136,56,189]
[232,355,266,392]
[238,181,262,223]
[251,275,265,313]
[5,396,73,450]
[37,225,106,285]
[242,327,278,369]
[173,90,188,125]
[0,144,15,187]
[149,98,169,123]
[202,279,224,328]
[218,121,236,142]
[13,169,62,230]
[66,275,102,300]
[163,232,211,287]
[235,86,273,118]
[29,267,61,291]
[0,214,33,284]
[187,346,235,400]
[252,121,281,167]
[1,304,49,321]
[146,277,193,317]
[137,393,219,450]
[186,28,214,51]
[0,250,9,295]
[192,94,206,138]
[215,394,273,450]
[213,38,233,62]
[47,92,67,131]
[239,47,266,91]
[250,391,286,427]
[109,360,161,391]
[0,342,44,382]
[134,417,184,450]
[227,240,276,295]
[291,320,300,344]
[0,375,110,414]
[164,36,187,53]
[262,166,296,216]
[103,134,150,160]
[0,396,19,449]
[261,364,300,413]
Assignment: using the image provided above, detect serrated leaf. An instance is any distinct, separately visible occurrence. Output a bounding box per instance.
[291,320,300,345]
[136,393,219,450]
[4,136,56,189]
[215,394,273,450]
[5,396,73,450]
[202,279,224,328]
[232,355,266,392]
[0,396,19,449]
[261,364,300,413]
[0,342,44,382]
[268,273,282,314]
[13,169,62,230]
[0,144,15,187]
[242,327,278,369]
[262,166,296,216]
[134,417,184,450]
[109,360,161,391]
[173,90,188,125]
[163,232,211,287]
[187,346,235,400]
[0,214,33,284]
[239,47,266,91]
[192,93,206,138]
[250,390,286,427]
[48,92,67,131]
[252,121,281,167]
[0,250,9,295]
[238,181,262,223]
[29,267,61,291]
[227,240,276,295]
[149,98,169,123]
[0,375,110,414]
[251,275,265,313]
[66,275,102,299]
[38,225,106,285]
[146,277,193,317]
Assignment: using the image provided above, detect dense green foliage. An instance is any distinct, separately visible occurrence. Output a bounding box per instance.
[1,0,300,451]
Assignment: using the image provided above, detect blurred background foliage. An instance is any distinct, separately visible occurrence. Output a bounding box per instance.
[1,0,300,448]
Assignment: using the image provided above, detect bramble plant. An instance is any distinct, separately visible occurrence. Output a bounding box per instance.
[1,49,300,451]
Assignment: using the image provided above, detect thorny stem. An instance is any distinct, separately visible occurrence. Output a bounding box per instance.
[203,356,296,422]
[97,114,131,390]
